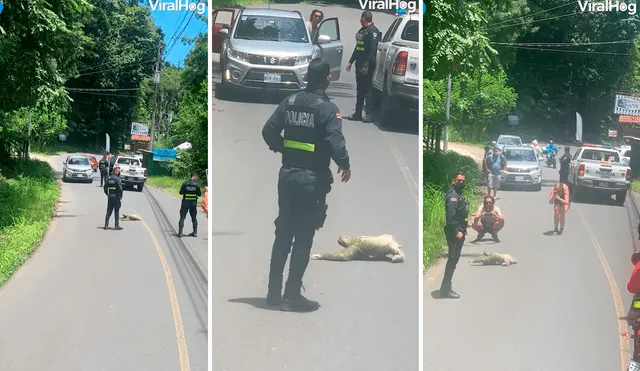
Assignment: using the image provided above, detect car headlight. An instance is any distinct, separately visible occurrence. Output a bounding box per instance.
[227,48,249,63]
[532,167,541,172]
[295,55,314,65]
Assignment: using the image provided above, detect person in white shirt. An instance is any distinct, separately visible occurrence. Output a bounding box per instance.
[306,9,323,40]
[532,139,544,160]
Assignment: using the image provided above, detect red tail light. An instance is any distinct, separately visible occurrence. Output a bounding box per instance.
[627,168,632,181]
[144,169,148,177]
[578,164,585,176]
[392,51,408,76]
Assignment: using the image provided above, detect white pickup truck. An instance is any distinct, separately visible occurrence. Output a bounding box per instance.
[110,155,147,192]
[371,13,420,123]
[568,144,631,206]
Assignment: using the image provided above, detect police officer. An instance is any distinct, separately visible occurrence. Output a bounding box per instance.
[103,166,123,230]
[559,146,572,185]
[345,11,380,123]
[98,154,109,186]
[440,171,469,299]
[262,58,351,312]
[178,172,202,238]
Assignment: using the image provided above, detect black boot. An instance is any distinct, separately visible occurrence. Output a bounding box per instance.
[178,226,183,238]
[266,288,282,306]
[439,285,460,299]
[280,282,320,312]
[115,224,123,230]
[104,223,108,230]
[346,113,363,121]
[188,228,197,237]
[362,114,373,123]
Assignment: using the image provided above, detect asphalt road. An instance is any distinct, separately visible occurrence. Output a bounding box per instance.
[0,154,207,371]
[424,146,638,371]
[212,4,420,371]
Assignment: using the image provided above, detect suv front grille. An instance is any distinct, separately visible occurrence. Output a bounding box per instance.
[248,54,296,67]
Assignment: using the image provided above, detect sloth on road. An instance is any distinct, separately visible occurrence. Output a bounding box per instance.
[469,251,517,266]
[120,214,142,221]
[311,234,404,263]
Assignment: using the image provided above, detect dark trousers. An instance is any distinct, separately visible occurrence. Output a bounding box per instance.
[440,229,465,292]
[559,169,569,185]
[179,202,198,232]
[105,198,121,226]
[100,171,108,186]
[355,66,374,117]
[268,171,326,297]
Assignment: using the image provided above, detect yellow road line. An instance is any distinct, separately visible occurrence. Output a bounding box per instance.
[578,210,629,371]
[382,132,419,205]
[140,217,191,371]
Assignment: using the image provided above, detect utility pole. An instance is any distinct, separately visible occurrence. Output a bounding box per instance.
[26,108,32,158]
[149,40,162,151]
[444,74,451,152]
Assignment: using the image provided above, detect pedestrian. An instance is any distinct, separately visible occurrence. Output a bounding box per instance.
[98,154,109,186]
[103,166,123,230]
[559,146,572,185]
[345,11,380,123]
[440,172,469,299]
[549,182,570,234]
[306,9,323,40]
[262,58,351,312]
[178,172,202,238]
[471,195,504,242]
[484,145,507,198]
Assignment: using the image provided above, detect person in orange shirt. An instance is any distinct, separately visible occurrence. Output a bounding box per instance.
[549,182,570,234]
[201,186,208,216]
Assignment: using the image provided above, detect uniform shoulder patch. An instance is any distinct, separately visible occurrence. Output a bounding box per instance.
[336,113,342,119]
[373,32,377,38]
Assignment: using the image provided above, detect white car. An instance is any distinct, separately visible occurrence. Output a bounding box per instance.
[499,145,542,191]
[62,154,94,183]
[496,135,523,150]
[618,145,631,166]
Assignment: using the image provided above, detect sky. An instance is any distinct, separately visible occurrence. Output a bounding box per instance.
[147,2,208,68]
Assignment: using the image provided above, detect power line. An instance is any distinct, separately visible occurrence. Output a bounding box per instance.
[72,59,156,78]
[491,1,577,27]
[76,45,160,73]
[491,11,581,30]
[66,87,142,92]
[491,40,633,47]
[67,90,139,98]
[494,45,631,55]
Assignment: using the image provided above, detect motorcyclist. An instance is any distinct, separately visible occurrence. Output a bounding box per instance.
[546,140,558,158]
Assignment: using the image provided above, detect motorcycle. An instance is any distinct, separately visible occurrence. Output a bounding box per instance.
[622,253,640,371]
[546,150,557,168]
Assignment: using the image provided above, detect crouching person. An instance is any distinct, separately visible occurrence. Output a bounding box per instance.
[472,196,504,242]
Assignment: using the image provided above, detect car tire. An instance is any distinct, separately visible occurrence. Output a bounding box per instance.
[571,185,581,202]
[616,191,627,206]
[372,88,382,109]
[532,183,542,192]
[137,183,144,192]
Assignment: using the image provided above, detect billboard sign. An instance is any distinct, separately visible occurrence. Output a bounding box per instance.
[614,94,640,116]
[153,148,177,161]
[131,122,150,136]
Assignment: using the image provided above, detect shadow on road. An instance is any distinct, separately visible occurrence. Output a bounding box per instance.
[215,84,286,105]
[228,297,282,311]
[212,231,244,236]
[372,109,419,135]
[543,230,561,236]
[54,214,80,218]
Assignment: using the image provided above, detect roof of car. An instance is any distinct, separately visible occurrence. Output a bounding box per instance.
[498,135,521,139]
[241,8,301,18]
[502,145,532,150]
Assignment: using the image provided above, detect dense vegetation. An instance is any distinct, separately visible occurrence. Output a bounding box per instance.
[0,0,208,282]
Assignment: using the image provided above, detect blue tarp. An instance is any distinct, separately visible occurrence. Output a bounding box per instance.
[153,148,177,161]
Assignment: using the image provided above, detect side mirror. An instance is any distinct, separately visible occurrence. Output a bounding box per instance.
[218,28,229,37]
[62,162,66,165]
[317,34,331,44]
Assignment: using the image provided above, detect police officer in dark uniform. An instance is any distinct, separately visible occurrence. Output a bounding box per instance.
[98,154,109,187]
[178,172,202,238]
[558,146,572,185]
[440,171,469,299]
[103,166,123,230]
[262,58,351,312]
[345,10,380,123]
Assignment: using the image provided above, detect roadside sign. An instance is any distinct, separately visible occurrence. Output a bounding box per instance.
[508,115,519,126]
[58,134,66,143]
[153,148,177,161]
[614,94,640,116]
[608,129,618,138]
[124,144,131,150]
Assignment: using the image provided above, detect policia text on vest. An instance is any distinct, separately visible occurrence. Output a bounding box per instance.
[261,59,351,312]
[178,174,202,238]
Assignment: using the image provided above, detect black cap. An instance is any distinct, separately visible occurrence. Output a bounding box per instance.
[306,58,330,86]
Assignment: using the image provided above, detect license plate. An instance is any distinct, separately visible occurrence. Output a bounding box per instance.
[596,181,609,187]
[629,360,640,371]
[264,73,281,83]
[515,176,524,181]
[73,174,79,177]
[598,171,611,179]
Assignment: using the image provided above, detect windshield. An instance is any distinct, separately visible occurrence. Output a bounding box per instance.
[68,157,89,166]
[234,15,308,43]
[401,20,419,42]
[623,150,631,157]
[498,136,522,146]
[117,158,140,166]
[581,149,620,162]
[503,148,537,162]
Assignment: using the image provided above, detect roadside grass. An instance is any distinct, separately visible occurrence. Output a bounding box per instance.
[0,159,59,286]
[632,179,640,193]
[424,151,480,271]
[145,176,207,199]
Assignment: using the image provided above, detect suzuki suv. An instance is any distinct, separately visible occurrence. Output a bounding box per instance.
[216,8,343,94]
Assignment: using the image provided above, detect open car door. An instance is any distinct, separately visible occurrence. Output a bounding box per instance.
[212,8,236,53]
[314,17,343,81]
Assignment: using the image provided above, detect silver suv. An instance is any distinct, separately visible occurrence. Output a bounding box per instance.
[217,8,343,93]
